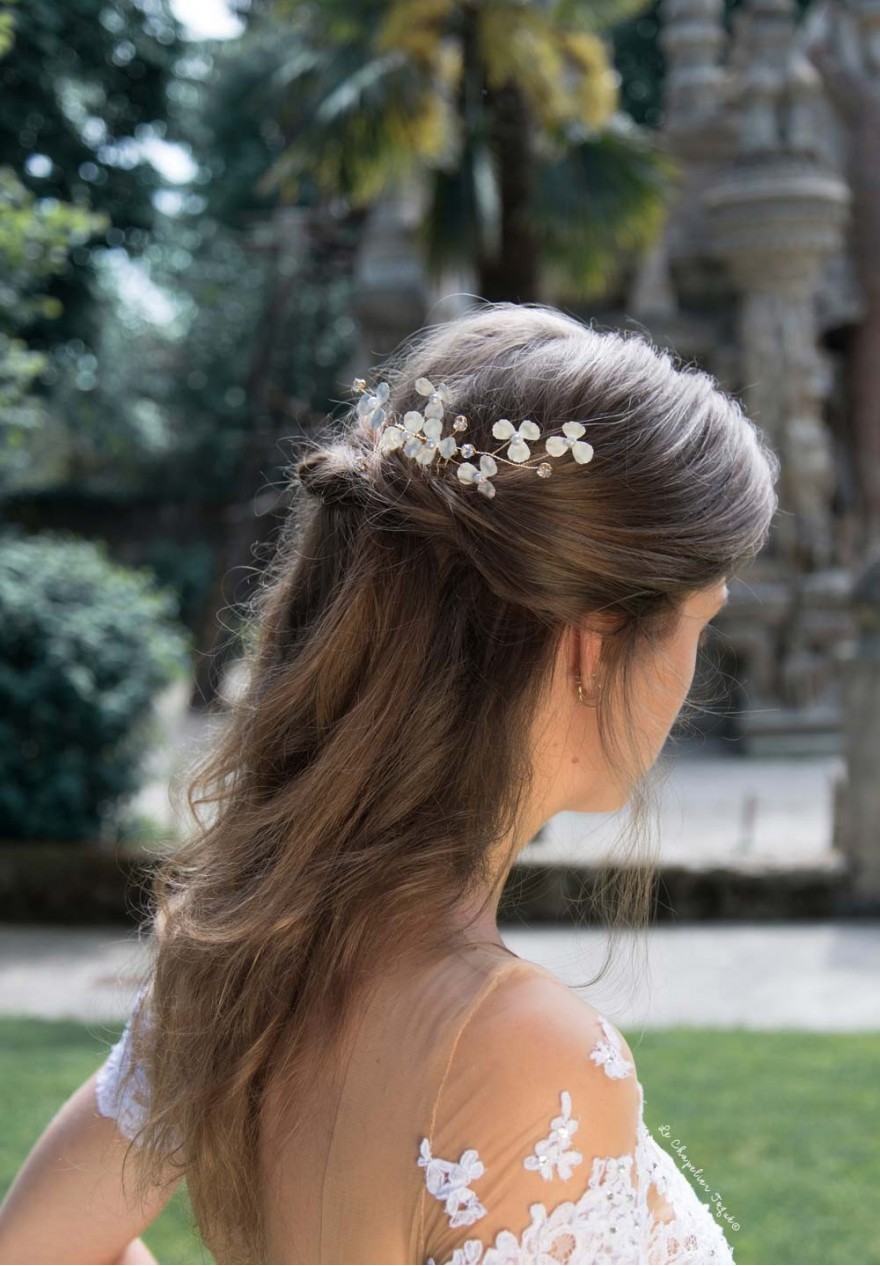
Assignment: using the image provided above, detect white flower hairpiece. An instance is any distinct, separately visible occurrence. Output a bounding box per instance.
[351,376,594,500]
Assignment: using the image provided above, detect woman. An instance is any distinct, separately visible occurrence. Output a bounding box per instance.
[0,302,780,1265]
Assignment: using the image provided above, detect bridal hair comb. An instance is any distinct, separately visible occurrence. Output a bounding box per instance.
[351,376,595,500]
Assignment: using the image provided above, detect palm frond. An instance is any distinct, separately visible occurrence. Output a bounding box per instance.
[260,43,451,204]
[550,0,656,34]
[530,115,678,298]
[477,5,618,132]
[376,0,457,64]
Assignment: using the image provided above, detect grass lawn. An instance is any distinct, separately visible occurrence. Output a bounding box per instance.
[1,1017,877,1265]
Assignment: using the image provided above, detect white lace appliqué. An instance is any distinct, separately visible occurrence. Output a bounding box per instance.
[589,1015,635,1081]
[422,1078,735,1265]
[427,1153,645,1266]
[418,1137,489,1229]
[94,985,152,1142]
[522,1089,583,1182]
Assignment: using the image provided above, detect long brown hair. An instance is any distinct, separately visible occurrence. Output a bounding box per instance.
[118,302,779,1261]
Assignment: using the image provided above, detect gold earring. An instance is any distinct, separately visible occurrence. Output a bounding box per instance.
[576,674,601,707]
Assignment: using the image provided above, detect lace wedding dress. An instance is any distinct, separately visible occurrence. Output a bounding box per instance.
[95,945,735,1264]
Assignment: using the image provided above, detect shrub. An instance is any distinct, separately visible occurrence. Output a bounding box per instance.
[0,530,191,842]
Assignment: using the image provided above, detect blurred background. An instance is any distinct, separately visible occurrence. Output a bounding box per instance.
[0,0,878,1262]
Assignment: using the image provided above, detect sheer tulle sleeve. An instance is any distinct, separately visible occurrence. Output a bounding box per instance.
[415,966,734,1266]
[94,983,153,1142]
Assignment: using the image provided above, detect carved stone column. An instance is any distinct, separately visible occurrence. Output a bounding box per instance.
[833,553,880,911]
[702,0,850,571]
[660,0,728,132]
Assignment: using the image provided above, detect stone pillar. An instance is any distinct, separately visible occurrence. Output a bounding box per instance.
[833,554,880,911]
[660,0,728,133]
[702,0,850,570]
[349,177,429,374]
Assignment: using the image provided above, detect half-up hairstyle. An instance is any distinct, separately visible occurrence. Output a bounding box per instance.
[117,302,780,1262]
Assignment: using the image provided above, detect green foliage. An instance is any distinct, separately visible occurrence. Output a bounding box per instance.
[173,28,291,226]
[141,538,216,629]
[529,114,675,299]
[144,214,357,500]
[0,0,184,349]
[0,166,105,330]
[0,166,106,493]
[0,530,191,842]
[609,0,665,128]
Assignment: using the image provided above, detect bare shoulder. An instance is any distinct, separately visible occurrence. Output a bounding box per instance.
[478,957,635,1068]
[422,955,643,1239]
[459,956,640,1101]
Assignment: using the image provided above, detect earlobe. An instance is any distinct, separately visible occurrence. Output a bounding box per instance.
[569,624,604,694]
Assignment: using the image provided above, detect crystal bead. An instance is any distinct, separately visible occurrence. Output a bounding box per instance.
[460,443,475,458]
[537,462,552,478]
[453,415,468,432]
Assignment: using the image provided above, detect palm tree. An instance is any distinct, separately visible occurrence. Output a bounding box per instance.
[262,0,676,303]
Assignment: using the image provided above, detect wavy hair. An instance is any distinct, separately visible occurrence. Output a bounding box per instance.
[116,302,780,1262]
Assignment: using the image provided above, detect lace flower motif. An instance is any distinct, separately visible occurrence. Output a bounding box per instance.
[523,1089,583,1182]
[491,418,541,463]
[545,421,594,464]
[589,1016,635,1081]
[418,1137,489,1229]
[427,1154,645,1266]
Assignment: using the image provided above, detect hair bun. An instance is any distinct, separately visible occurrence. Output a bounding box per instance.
[295,449,366,507]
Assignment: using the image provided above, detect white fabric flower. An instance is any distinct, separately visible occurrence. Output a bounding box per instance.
[397,412,448,464]
[356,380,391,429]
[457,454,498,498]
[491,419,541,463]
[545,421,594,464]
[415,420,445,465]
[415,378,454,405]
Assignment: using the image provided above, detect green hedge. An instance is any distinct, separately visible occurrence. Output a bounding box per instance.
[0,530,191,842]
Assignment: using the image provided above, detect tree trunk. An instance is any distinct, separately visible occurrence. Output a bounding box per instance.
[478,78,540,303]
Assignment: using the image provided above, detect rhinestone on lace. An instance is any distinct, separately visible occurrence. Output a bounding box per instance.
[522,1089,583,1182]
[589,1017,635,1081]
